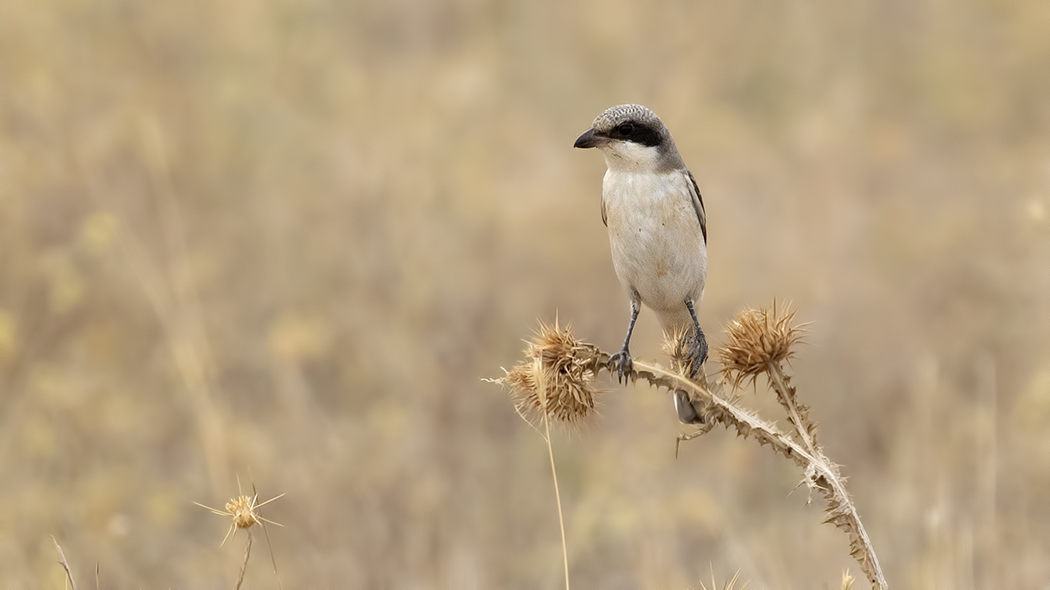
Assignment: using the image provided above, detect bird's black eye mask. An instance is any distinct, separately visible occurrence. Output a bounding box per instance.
[606,121,662,148]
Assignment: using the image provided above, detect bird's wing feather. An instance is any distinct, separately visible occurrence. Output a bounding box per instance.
[686,171,707,243]
[600,194,608,227]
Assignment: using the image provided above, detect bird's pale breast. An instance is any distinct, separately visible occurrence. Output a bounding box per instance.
[603,169,707,331]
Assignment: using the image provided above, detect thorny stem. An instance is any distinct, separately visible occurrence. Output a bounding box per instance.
[765,362,886,589]
[629,358,816,466]
[590,351,887,589]
[766,363,817,454]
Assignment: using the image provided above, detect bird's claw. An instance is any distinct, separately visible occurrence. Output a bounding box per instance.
[686,330,708,380]
[608,348,633,384]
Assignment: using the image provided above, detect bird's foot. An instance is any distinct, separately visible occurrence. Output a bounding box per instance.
[608,347,633,384]
[685,330,709,380]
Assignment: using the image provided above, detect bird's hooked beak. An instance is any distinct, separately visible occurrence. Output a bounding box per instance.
[573,128,607,149]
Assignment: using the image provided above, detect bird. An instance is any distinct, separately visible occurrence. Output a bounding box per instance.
[574,104,707,424]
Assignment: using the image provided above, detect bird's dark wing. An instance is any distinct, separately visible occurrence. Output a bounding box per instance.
[600,194,608,227]
[687,171,707,243]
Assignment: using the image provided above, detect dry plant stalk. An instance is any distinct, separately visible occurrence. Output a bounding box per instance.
[493,320,580,589]
[235,532,253,590]
[50,536,77,590]
[196,484,285,590]
[495,303,887,589]
[532,355,572,590]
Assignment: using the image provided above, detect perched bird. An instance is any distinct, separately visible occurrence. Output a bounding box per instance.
[574,104,707,423]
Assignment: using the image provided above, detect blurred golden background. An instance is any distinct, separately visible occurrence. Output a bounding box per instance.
[2,0,1049,587]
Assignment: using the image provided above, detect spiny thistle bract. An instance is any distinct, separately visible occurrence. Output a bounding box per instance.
[499,320,601,424]
[717,300,806,389]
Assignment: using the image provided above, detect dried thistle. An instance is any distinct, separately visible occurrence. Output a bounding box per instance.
[497,319,602,424]
[196,483,286,590]
[229,495,264,529]
[492,319,599,589]
[663,325,694,376]
[714,302,883,588]
[493,303,887,589]
[195,487,284,547]
[717,302,819,448]
[718,300,805,390]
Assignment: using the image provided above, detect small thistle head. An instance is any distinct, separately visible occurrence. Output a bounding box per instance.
[227,495,259,529]
[500,320,600,424]
[662,325,694,375]
[195,486,284,546]
[717,301,805,389]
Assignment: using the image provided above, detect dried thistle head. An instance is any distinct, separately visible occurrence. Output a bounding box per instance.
[499,320,600,424]
[227,495,260,529]
[717,301,805,389]
[195,485,285,546]
[662,325,694,375]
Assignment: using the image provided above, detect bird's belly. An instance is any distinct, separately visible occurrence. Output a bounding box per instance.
[603,175,707,315]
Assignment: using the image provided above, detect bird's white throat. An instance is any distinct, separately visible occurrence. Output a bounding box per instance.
[600,142,663,173]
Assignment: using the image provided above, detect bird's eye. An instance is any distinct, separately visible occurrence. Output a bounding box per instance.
[616,123,634,136]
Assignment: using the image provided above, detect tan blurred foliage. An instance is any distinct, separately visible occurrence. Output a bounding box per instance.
[1,0,1049,588]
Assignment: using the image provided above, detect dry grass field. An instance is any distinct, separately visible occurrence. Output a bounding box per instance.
[2,0,1049,588]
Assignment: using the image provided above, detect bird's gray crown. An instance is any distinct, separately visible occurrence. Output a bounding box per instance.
[591,104,666,135]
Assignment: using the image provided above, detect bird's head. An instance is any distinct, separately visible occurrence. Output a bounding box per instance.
[573,104,681,172]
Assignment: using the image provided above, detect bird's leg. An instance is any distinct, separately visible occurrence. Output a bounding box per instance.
[684,299,708,379]
[609,297,640,384]
[674,300,709,423]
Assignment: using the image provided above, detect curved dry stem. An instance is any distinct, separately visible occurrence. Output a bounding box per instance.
[764,362,885,589]
[234,530,252,590]
[628,358,885,588]
[51,536,77,590]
